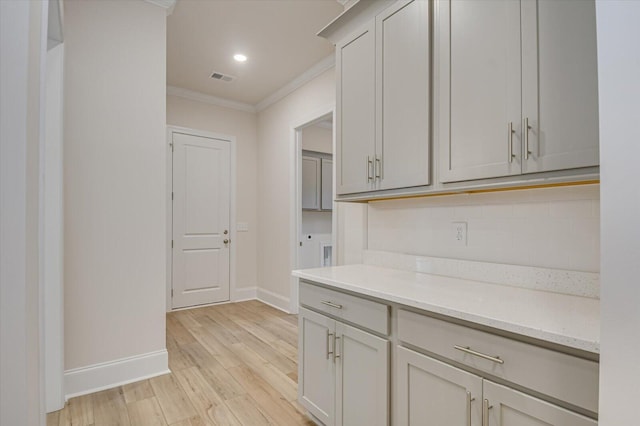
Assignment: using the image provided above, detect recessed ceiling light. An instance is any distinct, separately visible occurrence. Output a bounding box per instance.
[233,53,247,63]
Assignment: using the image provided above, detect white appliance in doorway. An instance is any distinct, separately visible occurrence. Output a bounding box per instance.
[171,131,231,309]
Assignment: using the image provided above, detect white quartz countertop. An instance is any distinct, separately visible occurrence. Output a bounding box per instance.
[292,264,600,354]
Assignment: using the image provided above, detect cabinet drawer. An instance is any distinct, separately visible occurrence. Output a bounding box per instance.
[299,281,389,335]
[397,309,599,413]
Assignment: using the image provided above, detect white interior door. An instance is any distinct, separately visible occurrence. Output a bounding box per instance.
[172,132,230,309]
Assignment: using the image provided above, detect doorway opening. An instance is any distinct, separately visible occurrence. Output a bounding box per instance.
[289,107,336,313]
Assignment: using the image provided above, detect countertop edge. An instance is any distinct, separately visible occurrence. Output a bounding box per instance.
[293,268,600,355]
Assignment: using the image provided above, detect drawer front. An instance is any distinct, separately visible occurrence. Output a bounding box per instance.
[299,281,389,335]
[397,309,599,413]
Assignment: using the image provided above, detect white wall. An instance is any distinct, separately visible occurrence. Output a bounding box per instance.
[302,124,333,154]
[596,1,640,423]
[368,185,600,272]
[44,42,65,413]
[167,95,259,299]
[256,69,336,309]
[0,1,45,424]
[302,211,332,235]
[63,0,168,395]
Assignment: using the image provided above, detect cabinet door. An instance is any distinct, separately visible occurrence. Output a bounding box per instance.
[336,22,376,195]
[521,0,599,174]
[483,381,597,426]
[321,158,333,211]
[396,346,483,426]
[298,307,335,425]
[376,0,430,190]
[438,0,522,183]
[302,156,321,210]
[335,322,389,426]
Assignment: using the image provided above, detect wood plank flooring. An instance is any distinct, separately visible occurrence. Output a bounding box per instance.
[47,300,314,426]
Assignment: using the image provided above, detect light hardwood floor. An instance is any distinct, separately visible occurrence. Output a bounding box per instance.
[47,300,314,426]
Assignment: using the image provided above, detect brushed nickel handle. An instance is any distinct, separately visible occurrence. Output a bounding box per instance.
[524,117,532,160]
[326,331,334,359]
[321,300,343,309]
[454,345,504,364]
[467,391,475,426]
[483,399,492,426]
[508,122,516,163]
[223,230,228,235]
[223,239,229,244]
[375,157,382,179]
[367,156,374,181]
[334,335,341,360]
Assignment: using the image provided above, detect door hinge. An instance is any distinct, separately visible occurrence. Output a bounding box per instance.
[171,288,173,297]
[169,142,174,152]
[171,192,174,201]
[171,240,174,248]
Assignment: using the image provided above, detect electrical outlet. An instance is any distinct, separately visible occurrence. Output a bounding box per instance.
[452,221,467,246]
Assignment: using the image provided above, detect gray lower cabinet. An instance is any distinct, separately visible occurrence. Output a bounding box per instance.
[298,306,390,426]
[397,346,596,426]
[298,281,598,426]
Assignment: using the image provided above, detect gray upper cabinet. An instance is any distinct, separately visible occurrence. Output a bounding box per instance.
[321,159,334,210]
[376,0,430,191]
[438,0,522,183]
[303,153,333,211]
[302,156,321,210]
[336,22,376,195]
[438,0,599,183]
[335,0,430,195]
[521,0,599,174]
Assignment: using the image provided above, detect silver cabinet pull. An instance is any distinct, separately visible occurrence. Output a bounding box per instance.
[367,156,374,181]
[326,330,334,359]
[334,335,341,360]
[508,122,516,163]
[454,345,504,364]
[466,391,475,426]
[321,301,343,309]
[375,156,382,179]
[523,117,532,160]
[483,399,492,426]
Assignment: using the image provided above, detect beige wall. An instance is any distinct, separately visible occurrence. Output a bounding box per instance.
[368,185,600,272]
[167,95,259,295]
[256,69,337,307]
[302,124,332,154]
[64,0,167,375]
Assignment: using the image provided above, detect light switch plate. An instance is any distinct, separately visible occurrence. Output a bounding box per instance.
[236,222,249,232]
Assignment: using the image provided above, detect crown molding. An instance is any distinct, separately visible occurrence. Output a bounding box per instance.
[145,0,177,15]
[255,54,336,112]
[167,86,257,113]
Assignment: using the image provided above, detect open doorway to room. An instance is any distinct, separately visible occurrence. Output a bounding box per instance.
[289,108,336,313]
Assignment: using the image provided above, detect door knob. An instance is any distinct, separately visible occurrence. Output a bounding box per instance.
[223,239,229,244]
[224,230,228,235]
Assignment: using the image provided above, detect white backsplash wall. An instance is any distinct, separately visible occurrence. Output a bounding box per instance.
[367,184,600,272]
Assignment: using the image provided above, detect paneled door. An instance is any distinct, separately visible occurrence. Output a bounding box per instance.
[172,132,230,309]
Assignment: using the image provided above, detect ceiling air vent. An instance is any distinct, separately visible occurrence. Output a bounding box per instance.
[210,71,236,82]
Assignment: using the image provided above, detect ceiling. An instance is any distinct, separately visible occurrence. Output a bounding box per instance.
[167,0,344,106]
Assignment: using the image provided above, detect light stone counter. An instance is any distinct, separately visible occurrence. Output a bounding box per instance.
[293,264,600,354]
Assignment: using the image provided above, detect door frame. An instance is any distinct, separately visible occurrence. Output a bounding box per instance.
[166,126,237,311]
[289,105,337,314]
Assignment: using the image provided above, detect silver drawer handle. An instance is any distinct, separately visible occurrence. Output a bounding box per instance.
[321,301,343,309]
[454,345,504,364]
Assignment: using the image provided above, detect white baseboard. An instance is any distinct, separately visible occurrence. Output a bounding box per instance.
[234,286,257,302]
[257,288,291,313]
[64,349,170,400]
